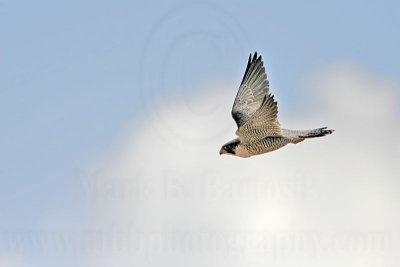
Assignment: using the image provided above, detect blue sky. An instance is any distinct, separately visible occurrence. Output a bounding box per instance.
[1,0,400,266]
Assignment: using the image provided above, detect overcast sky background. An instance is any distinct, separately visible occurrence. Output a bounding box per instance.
[1,1,400,267]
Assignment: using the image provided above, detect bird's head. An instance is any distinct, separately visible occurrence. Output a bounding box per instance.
[219,138,240,156]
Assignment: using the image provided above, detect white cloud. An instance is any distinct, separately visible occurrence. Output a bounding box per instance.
[0,256,26,267]
[84,64,400,267]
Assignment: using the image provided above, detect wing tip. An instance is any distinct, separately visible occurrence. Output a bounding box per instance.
[250,51,262,62]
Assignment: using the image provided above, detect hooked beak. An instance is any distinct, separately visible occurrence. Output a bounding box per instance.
[219,148,225,155]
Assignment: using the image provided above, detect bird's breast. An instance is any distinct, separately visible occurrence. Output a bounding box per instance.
[234,145,253,158]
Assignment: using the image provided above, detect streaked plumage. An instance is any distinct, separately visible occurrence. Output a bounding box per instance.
[220,52,334,158]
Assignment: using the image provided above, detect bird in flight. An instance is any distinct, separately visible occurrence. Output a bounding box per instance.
[220,52,334,158]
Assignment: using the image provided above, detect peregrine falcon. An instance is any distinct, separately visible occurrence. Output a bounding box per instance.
[220,52,334,158]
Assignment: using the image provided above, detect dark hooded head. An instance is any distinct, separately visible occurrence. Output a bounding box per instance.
[219,138,240,156]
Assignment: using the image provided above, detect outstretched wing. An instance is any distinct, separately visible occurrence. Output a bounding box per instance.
[231,52,270,128]
[236,93,282,143]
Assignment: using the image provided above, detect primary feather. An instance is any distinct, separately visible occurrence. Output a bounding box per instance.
[231,52,270,128]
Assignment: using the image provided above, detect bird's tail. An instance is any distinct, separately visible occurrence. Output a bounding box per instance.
[282,127,335,144]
